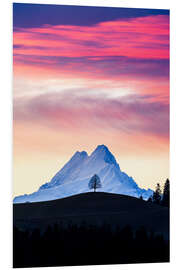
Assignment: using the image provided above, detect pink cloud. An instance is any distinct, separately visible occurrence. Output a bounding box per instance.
[14,91,169,140]
[13,14,169,152]
[13,14,169,102]
[13,15,169,61]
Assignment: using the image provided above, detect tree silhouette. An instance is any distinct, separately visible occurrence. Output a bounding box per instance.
[147,196,153,203]
[162,179,170,207]
[153,183,162,204]
[13,222,169,268]
[88,174,102,192]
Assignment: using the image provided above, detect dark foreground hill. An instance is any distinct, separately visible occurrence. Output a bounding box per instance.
[13,192,169,268]
[13,192,169,238]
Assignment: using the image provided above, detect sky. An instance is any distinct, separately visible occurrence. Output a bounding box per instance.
[13,3,169,197]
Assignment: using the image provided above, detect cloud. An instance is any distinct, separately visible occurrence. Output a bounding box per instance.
[13,15,169,80]
[14,54,169,80]
[13,3,169,28]
[14,91,169,139]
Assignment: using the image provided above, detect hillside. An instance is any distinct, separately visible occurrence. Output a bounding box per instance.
[13,192,169,239]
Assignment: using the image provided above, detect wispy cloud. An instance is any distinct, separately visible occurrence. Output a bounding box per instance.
[14,91,169,139]
[13,15,169,80]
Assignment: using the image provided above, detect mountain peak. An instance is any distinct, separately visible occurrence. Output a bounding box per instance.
[91,145,118,165]
[95,144,109,151]
[72,150,88,160]
[93,145,113,155]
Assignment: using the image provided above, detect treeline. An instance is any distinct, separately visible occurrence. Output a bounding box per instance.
[13,222,169,268]
[146,178,170,207]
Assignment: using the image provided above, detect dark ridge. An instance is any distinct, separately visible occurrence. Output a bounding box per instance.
[13,192,169,241]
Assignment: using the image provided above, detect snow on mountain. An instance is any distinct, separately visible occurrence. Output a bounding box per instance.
[13,145,153,203]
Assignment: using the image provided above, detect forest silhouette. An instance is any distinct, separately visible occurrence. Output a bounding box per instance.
[13,220,169,268]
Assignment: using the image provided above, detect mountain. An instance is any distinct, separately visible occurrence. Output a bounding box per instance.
[13,145,153,203]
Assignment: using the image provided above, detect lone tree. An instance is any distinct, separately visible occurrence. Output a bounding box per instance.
[162,178,170,207]
[88,174,102,192]
[152,183,162,205]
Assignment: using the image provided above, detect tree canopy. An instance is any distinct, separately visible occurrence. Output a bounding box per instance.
[88,174,102,192]
[150,179,170,207]
[152,183,162,205]
[162,179,170,207]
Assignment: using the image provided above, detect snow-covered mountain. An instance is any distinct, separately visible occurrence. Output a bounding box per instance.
[13,145,153,203]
